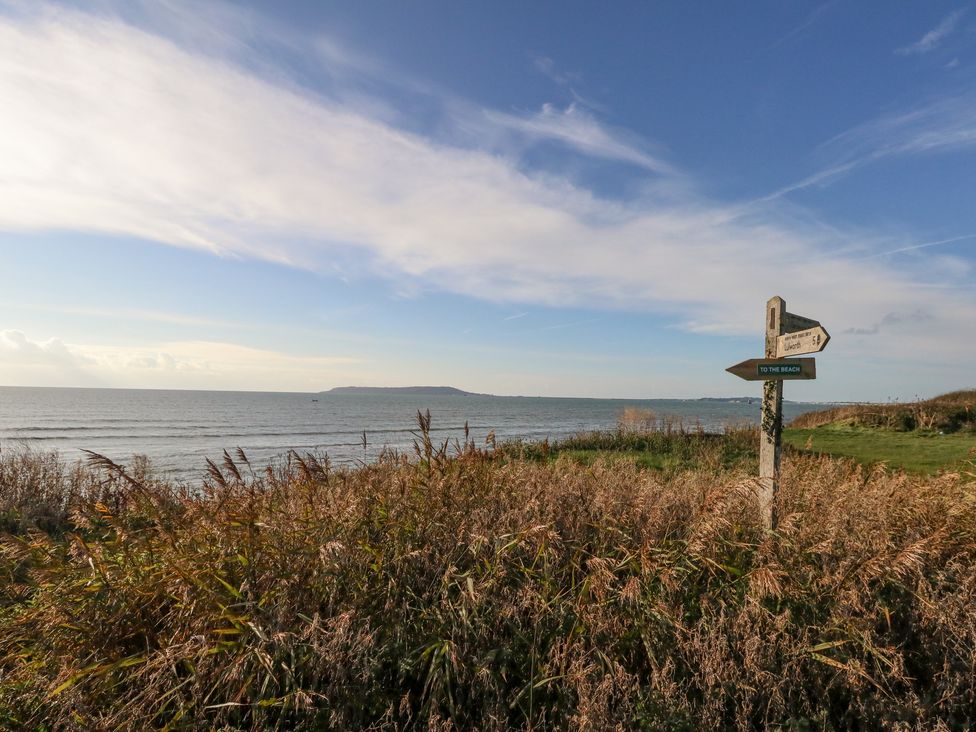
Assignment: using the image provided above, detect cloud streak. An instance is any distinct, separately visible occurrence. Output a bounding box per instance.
[0,2,973,369]
[482,103,675,174]
[0,329,363,390]
[770,0,840,49]
[532,56,581,87]
[761,86,976,200]
[896,9,966,55]
[852,232,976,261]
[12,304,240,329]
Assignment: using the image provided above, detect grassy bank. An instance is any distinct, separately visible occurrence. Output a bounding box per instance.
[784,390,976,474]
[501,421,757,475]
[0,423,974,729]
[784,423,976,474]
[789,390,976,433]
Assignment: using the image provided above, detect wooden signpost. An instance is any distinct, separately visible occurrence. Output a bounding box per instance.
[726,297,829,531]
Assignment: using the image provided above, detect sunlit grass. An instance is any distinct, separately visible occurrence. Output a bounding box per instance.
[0,419,973,729]
[785,423,976,474]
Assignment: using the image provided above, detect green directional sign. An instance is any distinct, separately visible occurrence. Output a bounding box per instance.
[726,357,816,381]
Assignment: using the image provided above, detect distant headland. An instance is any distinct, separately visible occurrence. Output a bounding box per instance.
[321,386,486,396]
[319,389,796,402]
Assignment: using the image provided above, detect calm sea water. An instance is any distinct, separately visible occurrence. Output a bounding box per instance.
[0,387,832,480]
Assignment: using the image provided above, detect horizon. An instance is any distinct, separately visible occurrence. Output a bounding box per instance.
[3,2,976,401]
[0,382,916,405]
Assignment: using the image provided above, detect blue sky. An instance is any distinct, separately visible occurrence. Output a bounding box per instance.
[1,0,975,400]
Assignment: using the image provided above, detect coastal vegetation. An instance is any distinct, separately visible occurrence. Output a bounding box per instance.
[783,423,976,475]
[505,400,976,476]
[785,390,976,474]
[788,390,976,433]
[503,409,757,476]
[0,403,974,729]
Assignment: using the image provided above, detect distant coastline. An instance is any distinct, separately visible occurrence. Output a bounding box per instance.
[319,387,811,403]
[322,386,487,396]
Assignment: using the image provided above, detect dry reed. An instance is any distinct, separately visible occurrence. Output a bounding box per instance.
[0,420,973,729]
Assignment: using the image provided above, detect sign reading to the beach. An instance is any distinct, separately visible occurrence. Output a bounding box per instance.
[725,357,816,381]
[776,325,830,357]
[759,362,802,376]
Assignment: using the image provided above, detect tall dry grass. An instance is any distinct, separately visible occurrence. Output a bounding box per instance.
[618,407,657,432]
[0,423,973,729]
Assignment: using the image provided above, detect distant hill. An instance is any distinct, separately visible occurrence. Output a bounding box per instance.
[322,386,485,396]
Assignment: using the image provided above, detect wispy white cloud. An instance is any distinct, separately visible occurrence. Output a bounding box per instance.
[503,312,528,321]
[770,0,840,49]
[80,340,361,377]
[539,318,600,332]
[851,232,976,261]
[896,9,966,55]
[758,9,976,202]
[756,160,861,202]
[14,304,239,328]
[529,55,608,112]
[482,103,675,174]
[0,1,974,371]
[828,96,976,159]
[0,329,364,390]
[843,310,933,336]
[532,55,581,87]
[761,88,976,200]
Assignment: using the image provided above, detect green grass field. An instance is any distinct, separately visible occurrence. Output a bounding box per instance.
[784,423,976,474]
[504,427,758,476]
[539,422,976,476]
[544,400,976,476]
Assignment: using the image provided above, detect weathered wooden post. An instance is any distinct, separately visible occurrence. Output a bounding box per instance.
[759,296,785,531]
[726,297,829,531]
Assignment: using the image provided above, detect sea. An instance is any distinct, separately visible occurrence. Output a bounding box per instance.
[0,387,834,481]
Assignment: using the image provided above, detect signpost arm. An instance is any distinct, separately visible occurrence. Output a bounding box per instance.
[759,296,785,531]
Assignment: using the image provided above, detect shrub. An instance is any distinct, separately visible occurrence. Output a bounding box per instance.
[618,407,657,432]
